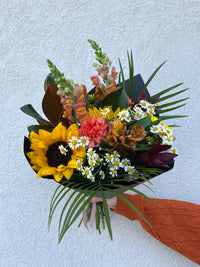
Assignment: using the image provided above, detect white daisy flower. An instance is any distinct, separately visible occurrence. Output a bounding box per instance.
[82,167,92,179]
[87,148,97,161]
[161,135,173,145]
[133,106,146,120]
[89,174,95,182]
[165,127,173,137]
[99,170,105,179]
[125,165,135,175]
[109,168,118,177]
[76,160,83,171]
[105,153,112,163]
[150,125,161,134]
[88,159,96,170]
[58,144,69,156]
[139,100,148,109]
[79,136,89,147]
[118,109,131,122]
[168,147,178,154]
[68,136,80,149]
[133,106,143,113]
[146,107,155,115]
[111,151,120,160]
[121,158,131,168]
[96,156,102,164]
[112,159,121,170]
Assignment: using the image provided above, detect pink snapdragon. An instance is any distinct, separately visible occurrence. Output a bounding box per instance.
[61,84,88,122]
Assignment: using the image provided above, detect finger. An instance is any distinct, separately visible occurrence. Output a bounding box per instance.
[90,197,102,203]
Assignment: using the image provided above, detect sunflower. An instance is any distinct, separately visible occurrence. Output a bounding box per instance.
[27,122,86,182]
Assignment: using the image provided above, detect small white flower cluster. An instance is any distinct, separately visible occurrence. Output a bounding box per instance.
[133,100,158,120]
[104,152,135,178]
[125,170,150,182]
[77,148,138,182]
[118,109,131,122]
[86,148,102,170]
[78,148,103,182]
[150,121,177,153]
[68,136,89,150]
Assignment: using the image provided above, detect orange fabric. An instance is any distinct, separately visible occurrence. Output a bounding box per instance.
[112,193,200,265]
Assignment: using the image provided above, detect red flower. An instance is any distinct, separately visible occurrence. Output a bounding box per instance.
[78,116,108,147]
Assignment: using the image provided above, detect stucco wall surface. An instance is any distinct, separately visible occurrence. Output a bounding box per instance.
[0,0,200,266]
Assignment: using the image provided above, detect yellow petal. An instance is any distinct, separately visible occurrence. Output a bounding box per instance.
[37,166,56,178]
[67,157,78,168]
[75,148,86,158]
[50,123,65,143]
[63,168,73,180]
[54,172,64,182]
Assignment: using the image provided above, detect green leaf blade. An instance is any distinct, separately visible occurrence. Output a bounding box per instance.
[101,188,113,240]
[136,61,167,101]
[156,88,189,103]
[148,83,184,101]
[20,104,49,123]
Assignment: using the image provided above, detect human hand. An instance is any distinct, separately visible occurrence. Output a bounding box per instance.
[91,196,117,210]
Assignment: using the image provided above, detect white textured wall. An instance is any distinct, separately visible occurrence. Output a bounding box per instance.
[1,0,200,266]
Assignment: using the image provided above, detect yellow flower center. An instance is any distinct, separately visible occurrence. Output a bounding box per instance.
[107,155,112,161]
[81,138,86,144]
[72,140,77,146]
[89,150,94,156]
[84,170,89,176]
[123,161,128,166]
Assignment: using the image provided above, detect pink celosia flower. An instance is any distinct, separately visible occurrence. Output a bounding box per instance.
[78,116,108,147]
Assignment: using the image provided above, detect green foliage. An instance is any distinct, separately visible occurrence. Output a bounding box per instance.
[127,51,134,99]
[97,86,129,111]
[136,61,167,101]
[44,73,57,92]
[118,58,126,91]
[88,39,107,65]
[101,188,113,240]
[148,83,184,101]
[99,139,113,151]
[135,115,152,129]
[20,104,49,123]
[47,59,74,94]
[48,174,162,242]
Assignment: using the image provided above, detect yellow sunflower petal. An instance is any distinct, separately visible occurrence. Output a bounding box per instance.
[50,122,65,143]
[66,157,78,168]
[66,123,79,141]
[75,149,86,159]
[53,172,64,182]
[37,166,56,178]
[63,168,73,180]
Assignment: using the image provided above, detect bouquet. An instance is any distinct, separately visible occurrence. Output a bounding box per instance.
[21,40,188,242]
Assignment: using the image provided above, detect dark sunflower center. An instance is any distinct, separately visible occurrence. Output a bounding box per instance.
[46,141,73,167]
